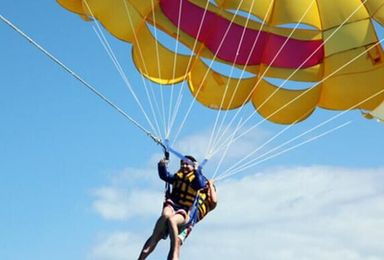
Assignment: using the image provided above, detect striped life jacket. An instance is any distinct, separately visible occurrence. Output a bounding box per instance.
[169,171,200,208]
[195,190,214,221]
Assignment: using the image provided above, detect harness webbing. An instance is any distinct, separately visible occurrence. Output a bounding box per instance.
[161,143,208,223]
[181,189,202,229]
[163,139,209,169]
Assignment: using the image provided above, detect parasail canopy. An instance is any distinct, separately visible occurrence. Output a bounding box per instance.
[57,0,384,124]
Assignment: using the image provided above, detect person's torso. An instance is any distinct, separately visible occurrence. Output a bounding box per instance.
[170,171,199,207]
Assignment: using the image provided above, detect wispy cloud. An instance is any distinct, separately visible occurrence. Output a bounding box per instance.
[90,164,384,259]
[90,128,269,220]
[89,232,142,260]
[183,166,384,260]
[173,126,271,162]
[89,131,384,259]
[92,187,163,220]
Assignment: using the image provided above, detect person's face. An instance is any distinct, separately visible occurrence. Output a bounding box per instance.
[180,160,194,173]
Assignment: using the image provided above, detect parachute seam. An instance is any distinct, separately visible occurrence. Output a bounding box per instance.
[212,1,377,180]
[208,0,274,153]
[170,0,229,144]
[206,0,258,158]
[167,40,208,140]
[314,0,324,31]
[212,36,381,160]
[369,2,384,18]
[209,0,318,158]
[210,0,371,160]
[123,2,167,138]
[82,0,163,138]
[165,0,211,143]
[215,38,384,180]
[170,0,257,147]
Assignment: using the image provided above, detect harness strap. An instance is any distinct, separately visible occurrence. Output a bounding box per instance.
[163,139,208,169]
[181,189,202,228]
[161,139,208,220]
[164,139,184,160]
[164,182,171,200]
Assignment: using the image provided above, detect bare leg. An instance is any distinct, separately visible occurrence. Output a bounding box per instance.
[167,214,186,260]
[173,238,182,260]
[138,218,163,259]
[138,207,174,260]
[138,236,157,260]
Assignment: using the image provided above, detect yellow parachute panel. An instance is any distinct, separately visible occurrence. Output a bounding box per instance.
[58,0,384,123]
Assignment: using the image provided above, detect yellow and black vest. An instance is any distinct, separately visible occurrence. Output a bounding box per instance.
[195,191,214,221]
[169,171,200,208]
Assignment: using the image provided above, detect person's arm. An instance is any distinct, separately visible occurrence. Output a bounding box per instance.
[207,180,218,209]
[158,160,174,183]
[194,163,206,189]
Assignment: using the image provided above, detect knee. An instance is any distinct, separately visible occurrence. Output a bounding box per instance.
[167,217,174,227]
[162,207,174,219]
[167,216,178,228]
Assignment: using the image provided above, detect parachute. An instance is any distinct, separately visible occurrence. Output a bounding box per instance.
[57,0,384,124]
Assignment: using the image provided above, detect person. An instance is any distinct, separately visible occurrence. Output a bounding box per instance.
[138,154,206,260]
[171,180,218,259]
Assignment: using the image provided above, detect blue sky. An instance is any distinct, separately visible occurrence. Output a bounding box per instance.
[1,1,384,260]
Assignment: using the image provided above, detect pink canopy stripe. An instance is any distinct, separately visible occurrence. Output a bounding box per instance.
[159,0,324,68]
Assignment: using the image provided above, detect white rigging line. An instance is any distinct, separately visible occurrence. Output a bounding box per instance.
[165,0,185,139]
[91,27,161,137]
[150,0,168,138]
[208,0,317,154]
[208,0,318,172]
[206,0,284,157]
[221,114,334,178]
[210,36,384,160]
[215,119,297,177]
[239,0,368,125]
[209,0,371,157]
[171,0,249,144]
[0,14,161,144]
[205,0,260,157]
[167,0,211,143]
[215,121,352,182]
[0,1,382,177]
[120,0,165,138]
[168,89,185,137]
[83,0,163,137]
[216,65,384,181]
[211,117,244,180]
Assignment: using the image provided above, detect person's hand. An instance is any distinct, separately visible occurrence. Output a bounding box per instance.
[193,161,199,170]
[164,151,170,160]
[159,159,168,166]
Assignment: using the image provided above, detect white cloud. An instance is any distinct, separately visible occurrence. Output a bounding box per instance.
[91,164,167,220]
[182,166,384,260]
[92,187,163,220]
[91,165,384,260]
[173,126,271,162]
[89,232,142,260]
[90,131,384,259]
[89,230,171,260]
